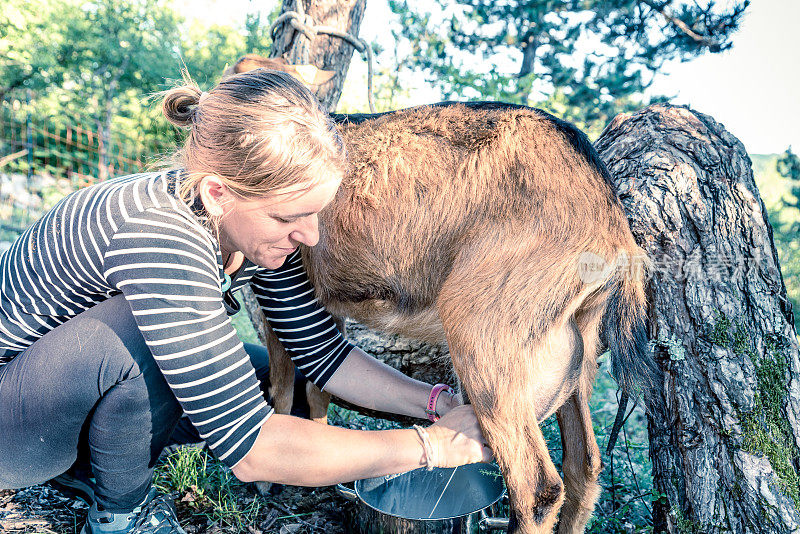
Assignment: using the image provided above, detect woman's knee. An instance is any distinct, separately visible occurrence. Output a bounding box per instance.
[0,294,181,488]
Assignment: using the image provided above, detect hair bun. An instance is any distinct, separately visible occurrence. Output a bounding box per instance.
[162,86,202,127]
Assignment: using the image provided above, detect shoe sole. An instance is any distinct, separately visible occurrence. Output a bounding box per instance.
[49,474,96,506]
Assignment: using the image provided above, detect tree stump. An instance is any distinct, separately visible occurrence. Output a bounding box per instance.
[269,0,366,112]
[595,103,800,532]
[342,320,454,386]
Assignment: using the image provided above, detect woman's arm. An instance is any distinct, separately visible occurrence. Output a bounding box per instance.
[322,347,459,419]
[231,404,489,485]
[247,255,458,419]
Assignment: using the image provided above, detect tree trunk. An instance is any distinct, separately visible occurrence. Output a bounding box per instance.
[96,57,127,182]
[595,103,800,533]
[269,0,367,112]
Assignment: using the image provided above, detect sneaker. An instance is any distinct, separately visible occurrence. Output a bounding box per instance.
[80,487,186,534]
[49,467,97,505]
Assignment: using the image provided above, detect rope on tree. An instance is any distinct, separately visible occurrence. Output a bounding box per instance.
[269,7,376,113]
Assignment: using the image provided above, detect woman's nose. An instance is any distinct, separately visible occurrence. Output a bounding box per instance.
[289,214,319,247]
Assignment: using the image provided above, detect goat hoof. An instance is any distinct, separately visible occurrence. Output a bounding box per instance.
[507,509,519,533]
[252,480,273,497]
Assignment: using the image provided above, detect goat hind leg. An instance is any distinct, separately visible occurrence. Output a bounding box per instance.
[443,316,584,534]
[555,391,602,533]
[556,306,605,533]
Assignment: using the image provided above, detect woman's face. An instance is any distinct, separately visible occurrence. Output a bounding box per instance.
[214,175,341,269]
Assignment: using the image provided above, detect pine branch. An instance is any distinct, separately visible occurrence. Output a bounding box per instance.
[642,0,724,51]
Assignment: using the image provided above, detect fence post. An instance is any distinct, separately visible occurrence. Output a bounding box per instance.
[25,89,33,181]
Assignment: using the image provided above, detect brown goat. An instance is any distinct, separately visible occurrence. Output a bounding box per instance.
[256,99,658,533]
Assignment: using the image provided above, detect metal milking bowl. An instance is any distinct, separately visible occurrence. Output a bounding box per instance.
[336,463,509,533]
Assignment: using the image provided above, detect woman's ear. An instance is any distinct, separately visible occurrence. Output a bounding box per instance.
[197,175,233,217]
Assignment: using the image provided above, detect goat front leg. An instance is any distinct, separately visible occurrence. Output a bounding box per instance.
[303,317,346,424]
[262,317,295,416]
[262,314,337,424]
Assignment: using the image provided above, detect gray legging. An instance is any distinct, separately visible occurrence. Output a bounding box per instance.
[0,294,302,512]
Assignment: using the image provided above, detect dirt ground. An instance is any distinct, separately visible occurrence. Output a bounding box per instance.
[0,481,356,534]
[0,405,393,534]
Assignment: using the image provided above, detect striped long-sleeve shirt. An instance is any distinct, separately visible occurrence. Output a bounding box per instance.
[0,170,353,466]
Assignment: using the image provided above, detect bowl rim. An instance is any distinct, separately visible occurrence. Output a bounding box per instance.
[352,463,506,521]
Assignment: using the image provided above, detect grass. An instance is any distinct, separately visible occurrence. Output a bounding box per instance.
[585,353,654,533]
[154,446,263,530]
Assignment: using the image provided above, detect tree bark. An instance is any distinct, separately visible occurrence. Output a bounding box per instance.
[269,0,367,112]
[341,321,454,386]
[595,103,800,533]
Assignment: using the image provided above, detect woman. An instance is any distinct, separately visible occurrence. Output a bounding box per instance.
[0,69,491,534]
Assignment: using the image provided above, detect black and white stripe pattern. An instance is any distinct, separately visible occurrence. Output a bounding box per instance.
[0,171,353,466]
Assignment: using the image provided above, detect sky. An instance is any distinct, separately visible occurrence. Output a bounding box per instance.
[182,0,799,155]
[646,0,799,154]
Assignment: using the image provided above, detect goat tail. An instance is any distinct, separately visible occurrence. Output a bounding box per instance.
[600,248,661,399]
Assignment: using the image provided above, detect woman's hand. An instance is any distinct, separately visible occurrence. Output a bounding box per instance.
[433,388,462,418]
[424,404,493,468]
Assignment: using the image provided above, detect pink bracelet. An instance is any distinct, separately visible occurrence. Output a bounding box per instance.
[425,383,453,422]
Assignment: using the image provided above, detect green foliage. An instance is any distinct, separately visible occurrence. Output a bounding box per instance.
[244,9,278,59]
[777,147,800,183]
[30,0,184,143]
[750,153,800,334]
[776,147,800,234]
[1,0,184,180]
[0,0,276,170]
[0,0,76,100]
[181,21,249,89]
[386,0,748,135]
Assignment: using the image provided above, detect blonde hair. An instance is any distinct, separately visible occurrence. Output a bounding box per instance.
[161,69,346,203]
